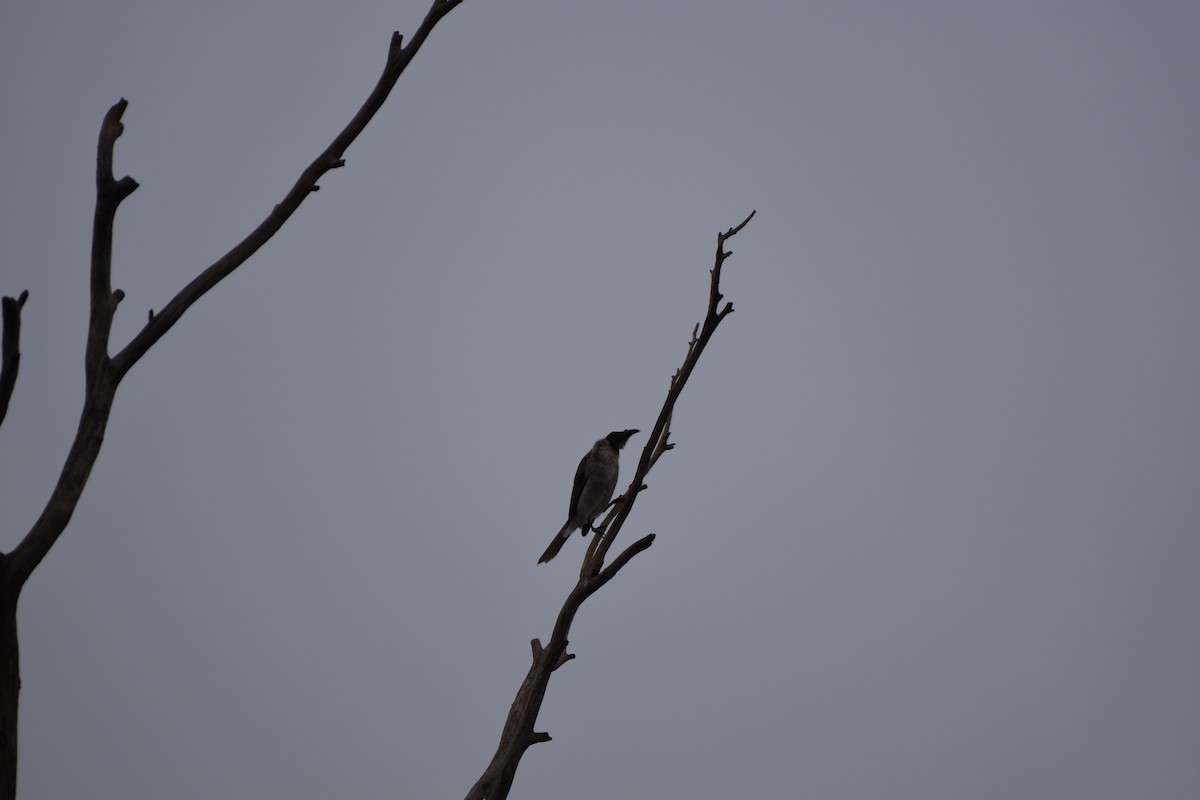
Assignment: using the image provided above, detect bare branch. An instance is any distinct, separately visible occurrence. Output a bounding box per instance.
[109,0,463,379]
[4,0,463,591]
[4,106,146,586]
[467,213,755,799]
[582,534,655,600]
[580,492,633,576]
[0,292,28,429]
[648,409,674,469]
[590,210,756,570]
[0,6,465,795]
[88,99,139,380]
[582,530,604,578]
[722,209,757,240]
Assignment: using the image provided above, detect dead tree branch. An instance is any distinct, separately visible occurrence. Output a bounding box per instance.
[5,0,460,597]
[465,210,755,800]
[110,0,461,378]
[0,3,462,796]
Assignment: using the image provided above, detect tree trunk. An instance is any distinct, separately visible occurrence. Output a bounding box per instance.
[0,582,20,800]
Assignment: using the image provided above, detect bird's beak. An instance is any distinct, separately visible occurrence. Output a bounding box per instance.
[606,429,640,448]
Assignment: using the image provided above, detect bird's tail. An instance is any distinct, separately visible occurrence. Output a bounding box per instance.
[537,521,574,564]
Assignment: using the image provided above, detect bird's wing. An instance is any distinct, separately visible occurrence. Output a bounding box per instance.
[568,450,591,519]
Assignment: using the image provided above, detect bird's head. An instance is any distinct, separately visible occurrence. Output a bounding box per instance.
[605,429,639,449]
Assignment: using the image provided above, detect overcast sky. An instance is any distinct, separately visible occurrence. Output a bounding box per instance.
[2,2,1198,799]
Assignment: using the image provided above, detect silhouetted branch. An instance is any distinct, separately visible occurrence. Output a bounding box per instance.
[593,208,755,569]
[110,0,462,379]
[5,100,143,588]
[648,409,674,468]
[0,4,463,795]
[581,492,635,577]
[585,533,655,597]
[5,0,462,589]
[0,292,28,429]
[465,212,755,800]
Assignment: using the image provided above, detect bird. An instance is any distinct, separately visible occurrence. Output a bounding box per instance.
[538,429,639,564]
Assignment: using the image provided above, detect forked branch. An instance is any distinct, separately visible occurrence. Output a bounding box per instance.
[465,211,755,800]
[3,0,462,590]
[0,5,463,797]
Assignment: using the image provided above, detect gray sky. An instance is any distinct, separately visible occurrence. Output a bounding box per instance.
[2,1,1198,798]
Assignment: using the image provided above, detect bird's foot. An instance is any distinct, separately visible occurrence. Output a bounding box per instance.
[602,495,624,513]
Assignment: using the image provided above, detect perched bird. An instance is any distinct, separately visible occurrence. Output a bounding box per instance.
[538,429,639,564]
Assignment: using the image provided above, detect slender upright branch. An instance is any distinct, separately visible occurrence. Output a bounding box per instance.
[592,209,755,570]
[0,292,28,429]
[5,101,142,588]
[88,99,139,377]
[466,212,755,800]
